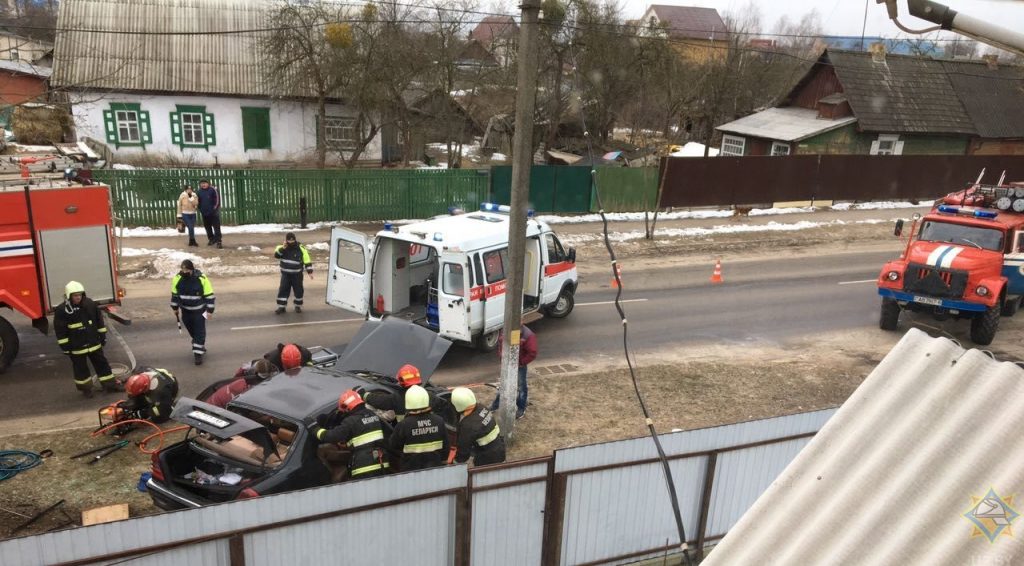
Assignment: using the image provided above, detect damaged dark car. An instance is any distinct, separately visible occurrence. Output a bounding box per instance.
[146,319,455,510]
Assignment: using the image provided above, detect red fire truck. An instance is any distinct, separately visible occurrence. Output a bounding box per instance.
[0,181,128,373]
[877,177,1024,345]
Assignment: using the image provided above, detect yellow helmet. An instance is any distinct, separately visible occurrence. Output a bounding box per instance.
[451,387,476,413]
[65,280,85,299]
[404,385,430,412]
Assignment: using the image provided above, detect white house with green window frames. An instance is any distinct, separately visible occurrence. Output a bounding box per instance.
[68,92,379,165]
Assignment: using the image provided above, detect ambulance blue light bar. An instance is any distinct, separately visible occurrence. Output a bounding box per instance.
[481,202,536,216]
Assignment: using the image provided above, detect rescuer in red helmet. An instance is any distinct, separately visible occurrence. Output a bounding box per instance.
[121,367,179,424]
[363,363,437,423]
[312,389,389,481]
[262,343,312,371]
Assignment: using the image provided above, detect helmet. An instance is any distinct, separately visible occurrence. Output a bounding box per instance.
[281,344,302,370]
[125,372,152,396]
[396,364,421,388]
[404,385,430,412]
[64,281,85,299]
[337,389,365,412]
[451,387,476,413]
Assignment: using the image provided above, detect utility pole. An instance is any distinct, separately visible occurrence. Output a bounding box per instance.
[498,0,542,440]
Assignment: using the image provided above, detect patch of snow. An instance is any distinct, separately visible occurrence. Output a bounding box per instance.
[831,201,930,211]
[491,153,508,161]
[111,163,137,170]
[559,218,893,245]
[240,245,261,252]
[307,242,330,251]
[121,222,333,237]
[669,142,719,157]
[748,206,815,216]
[9,143,57,153]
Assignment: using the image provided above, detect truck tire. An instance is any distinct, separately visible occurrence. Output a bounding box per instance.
[1001,296,1020,317]
[970,305,1001,346]
[0,316,18,374]
[475,330,500,352]
[879,298,900,331]
[545,287,575,319]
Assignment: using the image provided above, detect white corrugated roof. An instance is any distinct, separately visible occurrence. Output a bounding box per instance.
[715,107,857,142]
[0,59,51,78]
[52,0,284,96]
[704,328,1024,566]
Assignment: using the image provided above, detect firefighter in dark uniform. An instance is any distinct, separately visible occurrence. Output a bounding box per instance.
[364,363,436,423]
[170,259,215,365]
[122,367,179,424]
[263,343,313,371]
[274,232,313,314]
[313,389,389,481]
[54,281,118,397]
[388,385,448,471]
[451,387,506,466]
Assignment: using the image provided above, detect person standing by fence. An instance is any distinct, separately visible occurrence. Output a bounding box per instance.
[197,179,223,249]
[176,184,199,247]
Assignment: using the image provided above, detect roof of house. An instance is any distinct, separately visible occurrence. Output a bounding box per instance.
[716,106,857,142]
[52,0,277,96]
[469,15,518,44]
[828,49,977,135]
[942,60,1024,138]
[0,59,51,78]
[646,5,728,41]
[704,328,1024,566]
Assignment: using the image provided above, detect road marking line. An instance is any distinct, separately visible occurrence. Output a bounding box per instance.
[838,279,877,285]
[577,298,649,307]
[231,318,364,331]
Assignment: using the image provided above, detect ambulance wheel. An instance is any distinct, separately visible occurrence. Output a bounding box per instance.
[546,288,575,319]
[1001,296,1020,317]
[476,330,500,352]
[879,298,900,331]
[0,316,18,374]
[970,305,1000,346]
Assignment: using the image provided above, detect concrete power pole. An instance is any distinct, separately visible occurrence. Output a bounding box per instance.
[497,0,542,439]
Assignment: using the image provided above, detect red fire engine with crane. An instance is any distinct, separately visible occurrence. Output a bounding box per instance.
[0,180,129,373]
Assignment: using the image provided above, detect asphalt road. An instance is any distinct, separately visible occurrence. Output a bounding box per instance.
[0,248,901,432]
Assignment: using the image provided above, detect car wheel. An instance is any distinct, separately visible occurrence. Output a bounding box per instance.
[971,304,1000,346]
[546,287,575,319]
[0,316,18,374]
[879,298,900,331]
[476,330,500,352]
[1001,296,1020,317]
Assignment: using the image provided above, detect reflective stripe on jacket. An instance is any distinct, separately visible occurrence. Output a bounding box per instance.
[171,270,215,313]
[455,406,506,466]
[274,243,312,274]
[389,411,448,471]
[53,296,107,354]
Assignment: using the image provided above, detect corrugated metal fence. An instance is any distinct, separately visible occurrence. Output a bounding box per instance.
[0,409,836,566]
[658,154,1024,207]
[93,169,492,227]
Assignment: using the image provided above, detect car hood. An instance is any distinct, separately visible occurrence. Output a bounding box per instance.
[335,317,452,381]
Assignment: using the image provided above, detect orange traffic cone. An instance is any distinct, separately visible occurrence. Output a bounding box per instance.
[710,259,723,284]
[611,264,623,288]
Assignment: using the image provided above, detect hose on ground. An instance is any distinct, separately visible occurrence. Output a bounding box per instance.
[0,450,43,481]
[91,419,188,454]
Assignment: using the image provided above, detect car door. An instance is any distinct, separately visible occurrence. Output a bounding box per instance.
[437,251,472,342]
[481,247,508,333]
[542,232,574,304]
[327,226,371,315]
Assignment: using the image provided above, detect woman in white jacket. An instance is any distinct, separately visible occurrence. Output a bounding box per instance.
[176,185,199,247]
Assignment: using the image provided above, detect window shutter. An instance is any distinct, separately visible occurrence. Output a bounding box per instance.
[204,113,216,147]
[869,140,880,155]
[170,111,182,147]
[103,109,118,146]
[893,141,905,155]
[139,110,152,146]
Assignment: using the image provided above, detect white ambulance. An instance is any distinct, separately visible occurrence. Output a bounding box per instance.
[326,204,578,350]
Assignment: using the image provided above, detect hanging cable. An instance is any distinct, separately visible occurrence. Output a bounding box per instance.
[565,3,691,563]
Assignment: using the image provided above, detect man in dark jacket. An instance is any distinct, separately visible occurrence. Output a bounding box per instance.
[490,324,538,419]
[274,232,313,313]
[54,281,118,397]
[313,389,389,481]
[196,179,222,248]
[389,385,448,471]
[122,367,179,424]
[451,387,505,466]
[170,259,215,365]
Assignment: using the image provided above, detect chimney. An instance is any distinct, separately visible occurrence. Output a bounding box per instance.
[869,42,886,63]
[982,54,999,70]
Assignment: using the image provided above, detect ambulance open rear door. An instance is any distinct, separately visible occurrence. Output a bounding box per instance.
[327,227,371,315]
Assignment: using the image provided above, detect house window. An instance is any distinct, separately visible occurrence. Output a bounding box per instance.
[721,135,745,156]
[241,107,272,150]
[170,105,216,149]
[871,134,903,156]
[771,142,791,156]
[323,116,359,150]
[10,47,18,61]
[103,103,151,148]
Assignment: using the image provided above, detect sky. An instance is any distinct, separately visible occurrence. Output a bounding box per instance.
[618,0,1024,43]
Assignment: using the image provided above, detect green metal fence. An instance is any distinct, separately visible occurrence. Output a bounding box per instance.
[592,168,659,212]
[93,169,492,227]
[490,166,594,213]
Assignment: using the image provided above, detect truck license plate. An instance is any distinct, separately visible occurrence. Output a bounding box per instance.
[914,296,943,306]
